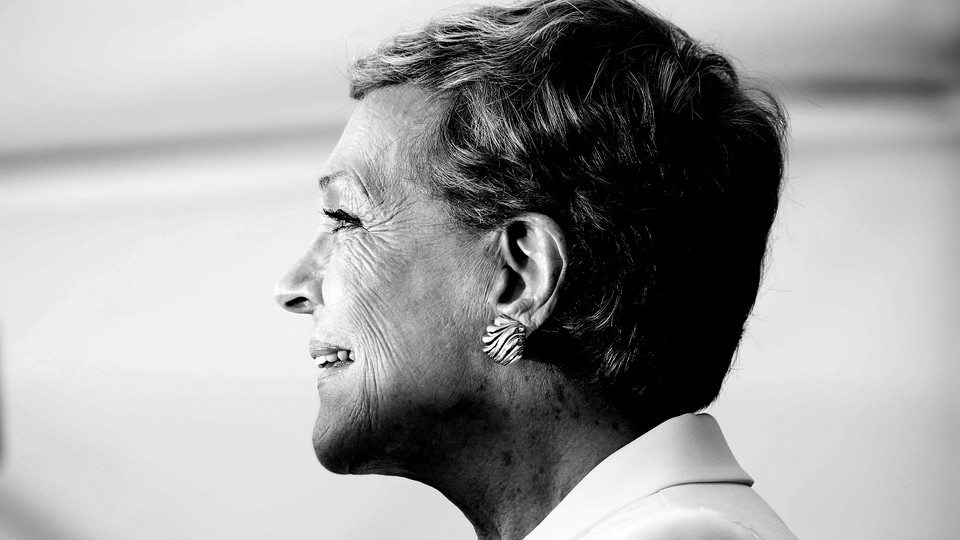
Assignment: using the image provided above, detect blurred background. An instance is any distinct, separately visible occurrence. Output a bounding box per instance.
[0,0,957,538]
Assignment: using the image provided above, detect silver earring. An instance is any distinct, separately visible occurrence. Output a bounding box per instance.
[482,315,526,366]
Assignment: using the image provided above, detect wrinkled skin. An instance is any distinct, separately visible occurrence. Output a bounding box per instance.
[276,85,643,540]
[275,86,499,474]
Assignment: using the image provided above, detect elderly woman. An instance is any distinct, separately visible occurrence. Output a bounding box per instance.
[275,0,794,538]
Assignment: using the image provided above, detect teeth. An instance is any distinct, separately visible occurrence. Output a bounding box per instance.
[315,350,353,368]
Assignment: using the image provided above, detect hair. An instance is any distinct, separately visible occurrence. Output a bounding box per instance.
[349,0,787,422]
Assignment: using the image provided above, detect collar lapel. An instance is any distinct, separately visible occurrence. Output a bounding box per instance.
[523,413,753,540]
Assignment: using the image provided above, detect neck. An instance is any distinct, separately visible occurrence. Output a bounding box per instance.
[397,365,642,540]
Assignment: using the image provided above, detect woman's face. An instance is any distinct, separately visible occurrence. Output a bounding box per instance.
[275,86,496,474]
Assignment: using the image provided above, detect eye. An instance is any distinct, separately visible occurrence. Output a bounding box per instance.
[322,208,363,233]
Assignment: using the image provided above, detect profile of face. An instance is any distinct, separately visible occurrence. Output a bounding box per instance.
[274,86,498,475]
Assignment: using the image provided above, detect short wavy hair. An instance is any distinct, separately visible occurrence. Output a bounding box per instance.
[349,0,787,421]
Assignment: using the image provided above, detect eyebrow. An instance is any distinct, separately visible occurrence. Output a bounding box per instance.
[318,169,371,199]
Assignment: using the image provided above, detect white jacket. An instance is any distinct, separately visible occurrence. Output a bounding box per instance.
[523,414,797,540]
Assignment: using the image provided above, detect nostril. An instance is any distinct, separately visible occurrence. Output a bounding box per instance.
[275,289,316,313]
[284,296,312,311]
[274,265,321,313]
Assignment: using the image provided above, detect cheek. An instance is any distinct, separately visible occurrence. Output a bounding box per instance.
[324,236,416,350]
[333,235,480,376]
[320,235,385,308]
[320,260,345,307]
[314,234,495,465]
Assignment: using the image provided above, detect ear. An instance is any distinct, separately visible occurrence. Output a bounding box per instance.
[490,213,568,333]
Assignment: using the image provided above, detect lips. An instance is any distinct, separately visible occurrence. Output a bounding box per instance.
[309,340,354,369]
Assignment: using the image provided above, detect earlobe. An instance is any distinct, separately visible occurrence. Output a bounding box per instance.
[490,213,568,334]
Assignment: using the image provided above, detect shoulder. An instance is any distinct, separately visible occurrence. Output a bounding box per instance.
[579,484,797,540]
[579,492,760,540]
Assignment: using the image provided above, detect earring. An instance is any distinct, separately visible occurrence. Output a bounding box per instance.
[482,315,526,366]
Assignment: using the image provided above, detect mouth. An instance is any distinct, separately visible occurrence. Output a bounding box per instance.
[309,340,355,370]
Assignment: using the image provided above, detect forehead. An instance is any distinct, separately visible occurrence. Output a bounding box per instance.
[324,85,439,199]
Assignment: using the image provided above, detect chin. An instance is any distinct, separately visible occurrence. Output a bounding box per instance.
[312,416,357,474]
[312,414,395,476]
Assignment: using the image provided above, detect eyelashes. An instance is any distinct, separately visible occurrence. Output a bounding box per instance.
[322,208,364,233]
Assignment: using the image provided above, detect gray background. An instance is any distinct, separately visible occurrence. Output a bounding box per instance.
[1,0,958,538]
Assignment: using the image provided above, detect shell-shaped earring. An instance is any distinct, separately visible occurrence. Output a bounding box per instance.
[482,315,526,366]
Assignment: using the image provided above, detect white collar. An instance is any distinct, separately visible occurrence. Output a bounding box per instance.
[523,413,753,540]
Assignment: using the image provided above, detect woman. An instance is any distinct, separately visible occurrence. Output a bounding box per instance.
[274,0,795,538]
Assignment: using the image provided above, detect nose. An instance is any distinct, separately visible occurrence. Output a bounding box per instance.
[274,248,324,315]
